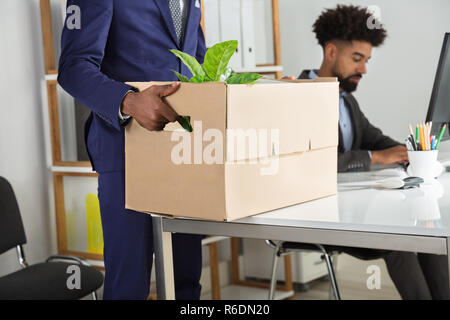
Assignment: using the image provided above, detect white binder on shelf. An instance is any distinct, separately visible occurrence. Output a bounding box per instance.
[61,0,67,19]
[203,0,221,48]
[253,0,271,66]
[240,0,256,70]
[219,0,243,70]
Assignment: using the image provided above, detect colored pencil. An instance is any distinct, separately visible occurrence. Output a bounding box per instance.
[435,124,447,150]
[419,124,425,151]
[416,126,420,147]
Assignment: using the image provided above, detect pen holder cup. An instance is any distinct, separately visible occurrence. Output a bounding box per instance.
[407,150,439,182]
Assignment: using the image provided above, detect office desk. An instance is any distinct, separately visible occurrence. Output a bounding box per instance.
[152,171,450,299]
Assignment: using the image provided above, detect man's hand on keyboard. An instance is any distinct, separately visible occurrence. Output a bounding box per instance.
[371,145,409,165]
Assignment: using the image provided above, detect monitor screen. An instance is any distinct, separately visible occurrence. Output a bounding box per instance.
[426,33,450,140]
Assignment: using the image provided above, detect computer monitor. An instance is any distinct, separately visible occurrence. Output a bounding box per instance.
[426,33,450,141]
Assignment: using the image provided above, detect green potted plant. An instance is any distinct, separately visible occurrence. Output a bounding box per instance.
[169,40,262,131]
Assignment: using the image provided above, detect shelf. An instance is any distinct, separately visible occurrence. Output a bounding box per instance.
[86,259,105,269]
[234,65,283,74]
[52,166,95,173]
[201,285,294,300]
[45,73,58,81]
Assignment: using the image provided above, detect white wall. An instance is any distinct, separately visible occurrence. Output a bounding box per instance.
[0,0,53,276]
[279,0,450,145]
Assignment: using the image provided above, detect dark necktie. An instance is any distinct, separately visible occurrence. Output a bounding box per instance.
[168,0,184,45]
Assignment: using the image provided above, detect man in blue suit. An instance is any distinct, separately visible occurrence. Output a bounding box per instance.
[58,0,206,300]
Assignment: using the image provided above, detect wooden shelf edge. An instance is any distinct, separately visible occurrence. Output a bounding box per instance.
[53,161,93,167]
[61,250,104,261]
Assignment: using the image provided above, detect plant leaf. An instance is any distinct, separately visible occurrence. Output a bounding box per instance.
[170,49,205,78]
[189,75,204,83]
[170,70,189,82]
[203,40,238,81]
[225,73,262,84]
[177,116,193,132]
[219,67,234,82]
[201,67,214,82]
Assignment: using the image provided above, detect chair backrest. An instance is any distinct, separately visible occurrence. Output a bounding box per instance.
[0,176,27,255]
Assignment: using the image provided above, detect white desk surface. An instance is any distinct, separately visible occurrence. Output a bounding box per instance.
[235,170,450,238]
[155,157,450,299]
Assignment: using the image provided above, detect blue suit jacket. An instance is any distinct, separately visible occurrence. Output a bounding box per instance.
[58,0,206,173]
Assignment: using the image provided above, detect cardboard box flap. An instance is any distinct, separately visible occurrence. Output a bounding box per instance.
[126,82,227,132]
[226,81,339,160]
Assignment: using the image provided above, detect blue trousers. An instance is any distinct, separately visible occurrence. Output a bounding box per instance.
[97,171,203,300]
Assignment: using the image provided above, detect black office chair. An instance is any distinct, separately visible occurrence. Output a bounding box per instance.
[266,240,387,300]
[265,240,341,300]
[0,176,104,300]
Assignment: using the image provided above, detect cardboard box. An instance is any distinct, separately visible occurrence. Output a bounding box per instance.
[125,79,339,221]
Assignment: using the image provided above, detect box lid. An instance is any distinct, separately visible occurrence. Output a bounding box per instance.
[226,79,339,161]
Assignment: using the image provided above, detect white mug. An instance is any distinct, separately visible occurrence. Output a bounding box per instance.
[407,150,442,182]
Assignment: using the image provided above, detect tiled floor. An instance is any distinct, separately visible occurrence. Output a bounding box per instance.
[92,253,402,300]
[292,277,400,300]
[292,253,401,300]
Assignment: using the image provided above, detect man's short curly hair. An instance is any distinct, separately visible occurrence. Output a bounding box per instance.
[313,5,387,48]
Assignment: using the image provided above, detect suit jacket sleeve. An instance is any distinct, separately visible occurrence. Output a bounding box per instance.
[338,150,371,172]
[57,0,134,132]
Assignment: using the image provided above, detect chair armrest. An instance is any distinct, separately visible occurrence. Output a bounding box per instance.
[45,255,91,267]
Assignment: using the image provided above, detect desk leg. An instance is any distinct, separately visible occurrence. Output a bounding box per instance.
[448,237,450,296]
[152,216,175,300]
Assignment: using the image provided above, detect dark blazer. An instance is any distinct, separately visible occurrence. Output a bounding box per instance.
[299,70,400,172]
[58,0,206,173]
